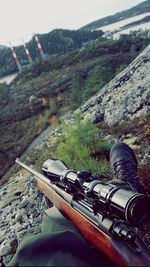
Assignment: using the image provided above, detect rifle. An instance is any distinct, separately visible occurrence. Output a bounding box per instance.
[15,158,150,266]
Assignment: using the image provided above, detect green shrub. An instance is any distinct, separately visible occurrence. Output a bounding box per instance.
[81,64,114,102]
[55,114,110,175]
[70,73,84,109]
[0,83,9,100]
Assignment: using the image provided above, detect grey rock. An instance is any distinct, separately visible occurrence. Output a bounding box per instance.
[0,234,5,243]
[19,197,29,209]
[79,44,150,127]
[92,110,104,124]
[0,242,11,256]
[3,254,14,265]
[15,213,22,223]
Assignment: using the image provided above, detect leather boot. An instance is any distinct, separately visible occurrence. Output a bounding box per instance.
[110,142,145,194]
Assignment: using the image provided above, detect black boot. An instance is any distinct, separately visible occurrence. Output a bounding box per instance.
[110,142,145,194]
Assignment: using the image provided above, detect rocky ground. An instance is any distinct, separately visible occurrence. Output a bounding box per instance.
[0,170,49,265]
[0,125,64,265]
[0,116,150,266]
[80,44,150,126]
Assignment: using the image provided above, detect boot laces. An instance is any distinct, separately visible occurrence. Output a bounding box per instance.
[113,159,145,193]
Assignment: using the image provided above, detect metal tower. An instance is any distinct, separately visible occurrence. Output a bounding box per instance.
[34,35,46,62]
[9,42,22,72]
[22,39,33,65]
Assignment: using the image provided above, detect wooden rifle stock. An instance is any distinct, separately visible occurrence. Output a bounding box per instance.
[15,159,150,266]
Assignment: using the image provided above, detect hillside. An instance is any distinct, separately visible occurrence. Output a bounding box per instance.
[0,42,150,266]
[0,34,149,179]
[80,0,150,31]
[0,29,103,77]
[78,42,150,190]
[80,44,150,125]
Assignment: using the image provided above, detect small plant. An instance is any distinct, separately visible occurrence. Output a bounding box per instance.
[55,114,110,176]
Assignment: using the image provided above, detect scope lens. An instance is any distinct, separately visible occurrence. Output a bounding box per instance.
[126,195,150,226]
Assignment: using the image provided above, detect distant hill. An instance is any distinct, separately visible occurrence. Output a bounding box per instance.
[80,0,150,31]
[0,29,103,77]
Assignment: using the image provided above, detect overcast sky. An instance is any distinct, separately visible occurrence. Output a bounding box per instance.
[0,0,144,46]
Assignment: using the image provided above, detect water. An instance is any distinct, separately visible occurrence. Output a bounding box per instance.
[0,73,18,84]
[113,22,150,39]
[99,13,150,32]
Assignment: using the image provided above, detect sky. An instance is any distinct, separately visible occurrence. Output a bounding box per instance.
[0,0,145,46]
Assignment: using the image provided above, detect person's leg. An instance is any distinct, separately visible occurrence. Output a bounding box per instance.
[8,204,114,267]
[41,206,80,235]
[8,211,112,267]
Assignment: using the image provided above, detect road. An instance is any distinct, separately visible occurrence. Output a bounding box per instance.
[21,126,52,156]
[3,111,72,180]
[21,111,72,156]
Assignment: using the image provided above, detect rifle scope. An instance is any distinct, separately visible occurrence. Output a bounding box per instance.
[43,159,150,227]
[84,181,149,227]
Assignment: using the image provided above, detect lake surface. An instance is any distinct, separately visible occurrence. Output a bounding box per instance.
[0,73,18,84]
[99,13,150,32]
[113,22,150,39]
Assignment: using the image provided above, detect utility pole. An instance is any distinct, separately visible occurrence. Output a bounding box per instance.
[21,39,33,65]
[34,35,46,62]
[9,42,22,72]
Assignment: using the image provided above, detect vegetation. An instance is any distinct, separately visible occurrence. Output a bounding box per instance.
[68,35,150,107]
[0,29,103,76]
[22,110,150,190]
[55,114,111,174]
[23,114,112,180]
[0,33,149,178]
[0,83,9,100]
